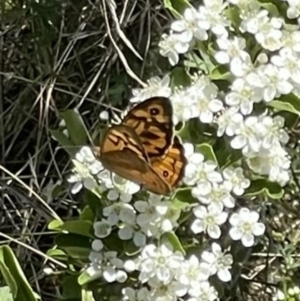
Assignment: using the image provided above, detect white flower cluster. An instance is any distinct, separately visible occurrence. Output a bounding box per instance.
[62,0,298,299]
[131,0,297,186]
[67,146,141,195]
[121,242,231,301]
[159,0,229,66]
[88,194,180,248]
[184,143,265,245]
[230,114,290,186]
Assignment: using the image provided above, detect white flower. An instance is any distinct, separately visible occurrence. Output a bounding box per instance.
[91,239,104,252]
[230,52,254,77]
[75,146,98,165]
[130,75,171,103]
[281,30,300,52]
[102,252,127,283]
[159,33,189,66]
[201,243,233,282]
[191,205,228,239]
[225,77,263,115]
[122,287,150,301]
[248,64,293,102]
[187,281,219,300]
[87,251,103,278]
[118,205,147,247]
[137,243,184,284]
[222,167,250,196]
[255,15,283,51]
[103,265,127,283]
[87,251,127,283]
[260,115,289,148]
[214,36,248,65]
[171,88,198,124]
[96,169,114,190]
[148,278,188,300]
[177,255,210,290]
[171,7,208,42]
[103,202,146,246]
[99,110,109,120]
[188,82,223,124]
[198,0,229,37]
[229,207,266,247]
[93,220,112,238]
[118,205,136,234]
[135,195,180,237]
[215,106,243,137]
[271,48,300,84]
[231,116,262,154]
[286,0,300,19]
[111,174,141,198]
[247,146,291,186]
[68,146,103,193]
[193,182,235,211]
[185,156,223,194]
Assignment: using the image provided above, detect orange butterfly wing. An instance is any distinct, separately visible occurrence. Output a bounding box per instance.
[99,124,171,195]
[151,136,187,189]
[122,97,173,159]
[96,97,186,195]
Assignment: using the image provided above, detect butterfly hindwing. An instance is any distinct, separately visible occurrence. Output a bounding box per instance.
[151,136,187,188]
[123,97,174,159]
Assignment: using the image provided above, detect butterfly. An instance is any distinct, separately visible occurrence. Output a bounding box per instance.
[95,97,186,195]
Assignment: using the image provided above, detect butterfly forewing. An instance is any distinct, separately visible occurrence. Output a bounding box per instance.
[99,124,171,194]
[123,97,174,159]
[100,124,149,163]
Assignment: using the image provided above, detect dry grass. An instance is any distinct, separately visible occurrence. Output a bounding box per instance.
[1,0,172,298]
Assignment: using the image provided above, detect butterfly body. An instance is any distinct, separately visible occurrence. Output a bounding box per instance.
[97,97,186,195]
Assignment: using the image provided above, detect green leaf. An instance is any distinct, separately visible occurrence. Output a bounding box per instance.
[171,197,194,211]
[78,270,99,285]
[244,179,284,199]
[123,240,140,256]
[195,143,218,164]
[258,0,284,16]
[62,275,81,299]
[0,253,17,298]
[56,234,91,260]
[48,219,64,231]
[170,67,191,88]
[268,94,300,116]
[0,246,38,301]
[61,110,89,145]
[209,65,232,81]
[164,0,191,16]
[60,220,94,238]
[174,189,195,204]
[50,129,78,156]
[224,7,241,29]
[80,205,96,222]
[86,189,104,214]
[46,248,67,261]
[161,232,186,255]
[0,287,14,301]
[259,2,279,15]
[183,52,207,71]
[82,289,96,301]
[214,138,243,168]
[183,119,216,144]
